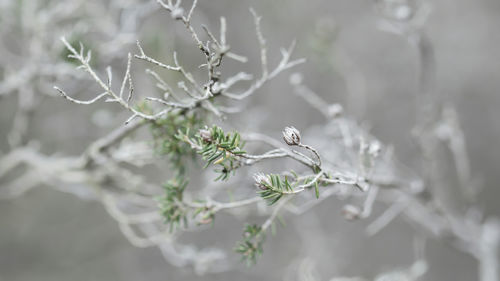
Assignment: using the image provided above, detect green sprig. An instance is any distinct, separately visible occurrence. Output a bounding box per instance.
[193,125,246,180]
[151,110,202,176]
[234,224,265,266]
[157,177,189,232]
[256,174,294,205]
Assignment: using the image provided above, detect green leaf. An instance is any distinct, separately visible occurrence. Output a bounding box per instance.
[314,181,320,199]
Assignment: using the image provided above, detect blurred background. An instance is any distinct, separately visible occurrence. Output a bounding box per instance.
[1,0,500,280]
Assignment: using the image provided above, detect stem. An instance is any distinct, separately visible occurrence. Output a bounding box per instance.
[262,196,292,231]
[298,143,322,167]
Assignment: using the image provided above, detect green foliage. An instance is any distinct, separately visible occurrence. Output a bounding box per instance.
[151,110,202,176]
[194,125,246,181]
[234,224,265,266]
[302,176,320,199]
[213,161,240,181]
[158,177,189,232]
[158,179,218,229]
[257,174,294,205]
[192,203,216,225]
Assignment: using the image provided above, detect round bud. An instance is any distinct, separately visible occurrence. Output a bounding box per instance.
[171,7,184,20]
[253,173,270,190]
[199,128,212,142]
[282,126,301,146]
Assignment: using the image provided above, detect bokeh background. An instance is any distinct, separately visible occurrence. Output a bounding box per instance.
[1,0,500,280]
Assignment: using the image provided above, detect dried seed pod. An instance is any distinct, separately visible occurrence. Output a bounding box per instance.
[282,126,301,146]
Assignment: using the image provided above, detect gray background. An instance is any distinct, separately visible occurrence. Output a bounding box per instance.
[1,0,500,280]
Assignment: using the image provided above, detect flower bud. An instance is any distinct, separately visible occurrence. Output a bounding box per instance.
[327,103,343,118]
[198,128,212,142]
[253,173,270,190]
[199,216,213,225]
[282,126,301,146]
[171,7,184,20]
[341,204,361,221]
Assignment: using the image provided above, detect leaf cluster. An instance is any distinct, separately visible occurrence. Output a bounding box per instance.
[151,110,202,176]
[234,224,265,266]
[196,125,246,181]
[157,177,189,232]
[192,203,216,225]
[257,174,294,205]
[158,179,219,230]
